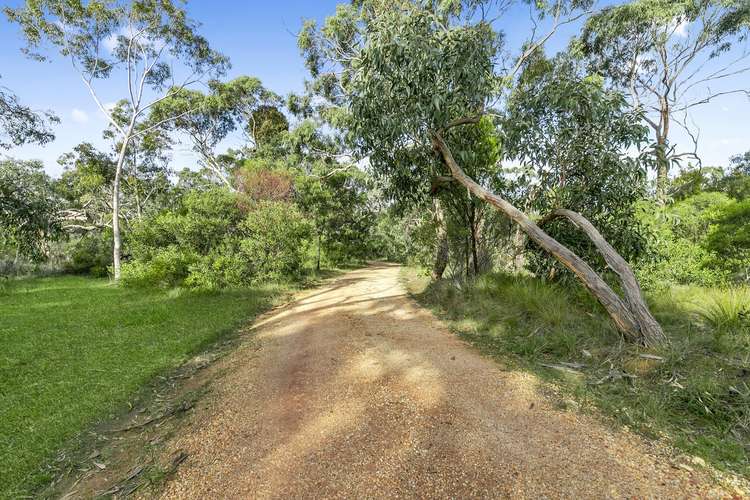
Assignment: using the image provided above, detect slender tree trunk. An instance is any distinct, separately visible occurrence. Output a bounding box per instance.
[655,137,669,202]
[316,233,322,272]
[512,226,526,271]
[432,197,449,280]
[112,136,131,281]
[13,243,20,271]
[548,209,663,343]
[655,104,671,202]
[433,132,665,346]
[465,235,470,280]
[469,203,479,277]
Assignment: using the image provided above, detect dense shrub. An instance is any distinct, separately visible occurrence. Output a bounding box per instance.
[705,199,750,282]
[636,193,739,288]
[65,233,112,277]
[237,201,312,281]
[121,189,312,290]
[120,246,197,288]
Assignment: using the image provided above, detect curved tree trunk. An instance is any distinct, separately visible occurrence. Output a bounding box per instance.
[544,209,665,346]
[432,132,665,346]
[432,197,449,280]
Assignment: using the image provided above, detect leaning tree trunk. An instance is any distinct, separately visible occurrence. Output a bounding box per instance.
[544,209,663,342]
[432,132,665,346]
[432,197,449,280]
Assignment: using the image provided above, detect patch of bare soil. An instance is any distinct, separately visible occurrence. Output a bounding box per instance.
[127,263,739,499]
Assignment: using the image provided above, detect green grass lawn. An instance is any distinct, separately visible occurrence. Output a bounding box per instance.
[403,268,750,477]
[0,275,292,498]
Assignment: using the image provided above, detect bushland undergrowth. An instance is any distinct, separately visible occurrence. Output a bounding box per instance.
[403,268,750,475]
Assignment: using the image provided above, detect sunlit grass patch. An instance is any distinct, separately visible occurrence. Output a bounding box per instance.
[0,275,292,499]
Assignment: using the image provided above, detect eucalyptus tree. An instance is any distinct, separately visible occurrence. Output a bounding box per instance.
[577,0,750,200]
[0,78,58,150]
[0,159,61,264]
[5,0,229,279]
[152,76,282,189]
[502,54,651,280]
[300,0,666,345]
[57,142,116,233]
[104,100,174,220]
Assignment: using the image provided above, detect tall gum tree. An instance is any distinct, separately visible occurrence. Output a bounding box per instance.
[151,76,282,189]
[300,0,666,346]
[5,0,229,279]
[577,0,750,201]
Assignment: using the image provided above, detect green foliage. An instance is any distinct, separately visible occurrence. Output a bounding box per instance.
[65,233,112,277]
[0,159,61,264]
[236,201,312,280]
[295,166,376,267]
[636,194,732,287]
[503,55,650,278]
[0,76,57,149]
[638,189,750,287]
[122,188,312,290]
[705,199,750,281]
[0,275,291,497]
[120,246,197,288]
[4,0,229,81]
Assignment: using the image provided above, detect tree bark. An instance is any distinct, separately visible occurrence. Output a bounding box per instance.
[112,135,131,281]
[655,138,669,202]
[432,132,665,346]
[432,197,449,280]
[544,209,665,346]
[511,226,526,272]
[316,233,322,272]
[468,202,479,277]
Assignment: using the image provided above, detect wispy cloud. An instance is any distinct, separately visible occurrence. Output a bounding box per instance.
[674,20,689,38]
[103,33,119,52]
[71,108,89,123]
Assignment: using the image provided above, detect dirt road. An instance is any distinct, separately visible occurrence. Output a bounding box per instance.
[158,263,726,498]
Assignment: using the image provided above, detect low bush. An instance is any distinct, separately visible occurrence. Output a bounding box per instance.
[65,233,112,277]
[120,246,197,288]
[121,189,312,290]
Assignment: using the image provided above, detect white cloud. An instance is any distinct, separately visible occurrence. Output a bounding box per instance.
[71,108,89,123]
[674,20,689,37]
[103,33,119,52]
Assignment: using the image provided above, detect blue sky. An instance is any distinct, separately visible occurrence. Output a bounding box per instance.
[1,0,748,177]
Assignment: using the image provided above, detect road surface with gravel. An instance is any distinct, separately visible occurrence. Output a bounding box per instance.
[158,263,726,499]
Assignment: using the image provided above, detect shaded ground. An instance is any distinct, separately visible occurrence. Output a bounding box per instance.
[153,263,731,498]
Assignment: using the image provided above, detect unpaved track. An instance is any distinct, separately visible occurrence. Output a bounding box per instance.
[159,263,724,499]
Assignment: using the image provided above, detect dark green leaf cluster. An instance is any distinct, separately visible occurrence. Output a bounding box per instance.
[0,159,62,262]
[503,55,651,278]
[0,78,58,149]
[121,188,313,289]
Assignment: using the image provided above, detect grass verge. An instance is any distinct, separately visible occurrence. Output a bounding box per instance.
[402,268,750,477]
[0,275,296,498]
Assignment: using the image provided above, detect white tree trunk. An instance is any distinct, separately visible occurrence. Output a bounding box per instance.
[112,135,131,281]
